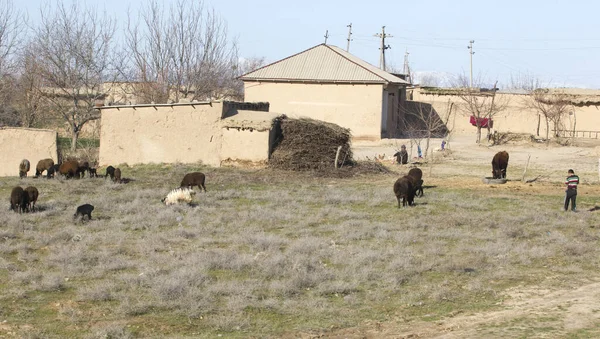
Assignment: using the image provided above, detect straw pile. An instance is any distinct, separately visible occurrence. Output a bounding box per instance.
[269,118,353,171]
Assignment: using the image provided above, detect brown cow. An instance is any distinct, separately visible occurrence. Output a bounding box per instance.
[492,151,509,179]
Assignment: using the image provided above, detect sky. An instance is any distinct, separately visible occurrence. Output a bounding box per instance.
[17,0,600,89]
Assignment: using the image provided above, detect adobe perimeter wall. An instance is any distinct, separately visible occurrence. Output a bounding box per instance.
[0,128,58,177]
[99,102,224,167]
[244,82,383,141]
[410,89,600,138]
[220,128,271,164]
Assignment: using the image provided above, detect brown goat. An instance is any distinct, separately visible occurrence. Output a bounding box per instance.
[10,186,28,213]
[113,168,122,183]
[393,176,415,208]
[19,159,30,178]
[180,172,206,192]
[35,158,55,178]
[24,186,39,212]
[492,151,509,179]
[59,160,80,179]
[407,167,424,197]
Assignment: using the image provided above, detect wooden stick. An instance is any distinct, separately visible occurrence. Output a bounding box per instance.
[522,154,531,182]
[335,146,342,169]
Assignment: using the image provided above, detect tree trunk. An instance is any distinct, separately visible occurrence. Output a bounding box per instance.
[476,126,482,143]
[545,118,550,145]
[71,125,80,151]
[425,131,431,158]
[536,114,541,136]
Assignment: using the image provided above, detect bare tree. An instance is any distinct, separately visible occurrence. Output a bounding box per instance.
[10,44,48,128]
[232,56,267,100]
[453,75,510,143]
[125,0,239,104]
[30,2,119,150]
[0,0,23,126]
[524,89,572,143]
[507,71,542,92]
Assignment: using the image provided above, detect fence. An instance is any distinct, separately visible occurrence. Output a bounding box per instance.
[554,130,600,139]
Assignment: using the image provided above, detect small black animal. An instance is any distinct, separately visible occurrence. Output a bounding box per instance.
[88,168,98,178]
[74,204,94,221]
[47,164,60,178]
[105,166,115,180]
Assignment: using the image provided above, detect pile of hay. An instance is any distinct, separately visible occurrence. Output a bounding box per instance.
[269,118,353,171]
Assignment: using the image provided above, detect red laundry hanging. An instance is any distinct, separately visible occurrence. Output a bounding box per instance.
[469,116,493,128]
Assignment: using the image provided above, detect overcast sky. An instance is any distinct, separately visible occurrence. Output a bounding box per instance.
[18,0,600,89]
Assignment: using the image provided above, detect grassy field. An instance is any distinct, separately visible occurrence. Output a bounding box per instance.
[1,163,600,338]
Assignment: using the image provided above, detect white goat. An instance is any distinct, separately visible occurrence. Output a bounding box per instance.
[162,187,196,206]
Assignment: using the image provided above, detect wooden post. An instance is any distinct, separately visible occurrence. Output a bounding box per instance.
[335,146,342,169]
[522,154,531,182]
[429,148,434,177]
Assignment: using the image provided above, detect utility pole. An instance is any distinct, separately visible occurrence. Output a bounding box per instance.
[375,26,392,71]
[324,30,329,44]
[346,23,353,52]
[468,40,475,89]
[403,49,412,84]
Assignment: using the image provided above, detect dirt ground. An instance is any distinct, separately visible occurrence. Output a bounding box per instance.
[316,135,600,338]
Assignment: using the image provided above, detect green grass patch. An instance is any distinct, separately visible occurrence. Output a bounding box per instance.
[57,137,100,149]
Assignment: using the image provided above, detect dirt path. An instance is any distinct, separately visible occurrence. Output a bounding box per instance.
[315,278,600,338]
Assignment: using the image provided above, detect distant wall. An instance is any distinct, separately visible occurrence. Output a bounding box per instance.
[0,128,58,177]
[410,89,600,138]
[99,102,224,167]
[244,82,384,141]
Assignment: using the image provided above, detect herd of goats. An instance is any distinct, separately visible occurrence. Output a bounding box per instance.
[393,150,509,208]
[8,150,509,216]
[9,158,207,220]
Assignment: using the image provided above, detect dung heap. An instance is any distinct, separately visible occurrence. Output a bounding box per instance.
[269,118,353,171]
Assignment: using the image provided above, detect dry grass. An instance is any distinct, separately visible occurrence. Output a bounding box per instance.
[1,163,600,337]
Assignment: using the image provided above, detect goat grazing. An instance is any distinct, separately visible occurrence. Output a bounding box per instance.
[105,166,115,180]
[74,204,94,221]
[19,159,30,178]
[407,167,424,197]
[162,187,196,206]
[10,186,25,212]
[59,160,80,179]
[393,176,415,208]
[113,168,122,183]
[77,161,90,178]
[24,186,39,212]
[180,172,206,192]
[35,158,55,178]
